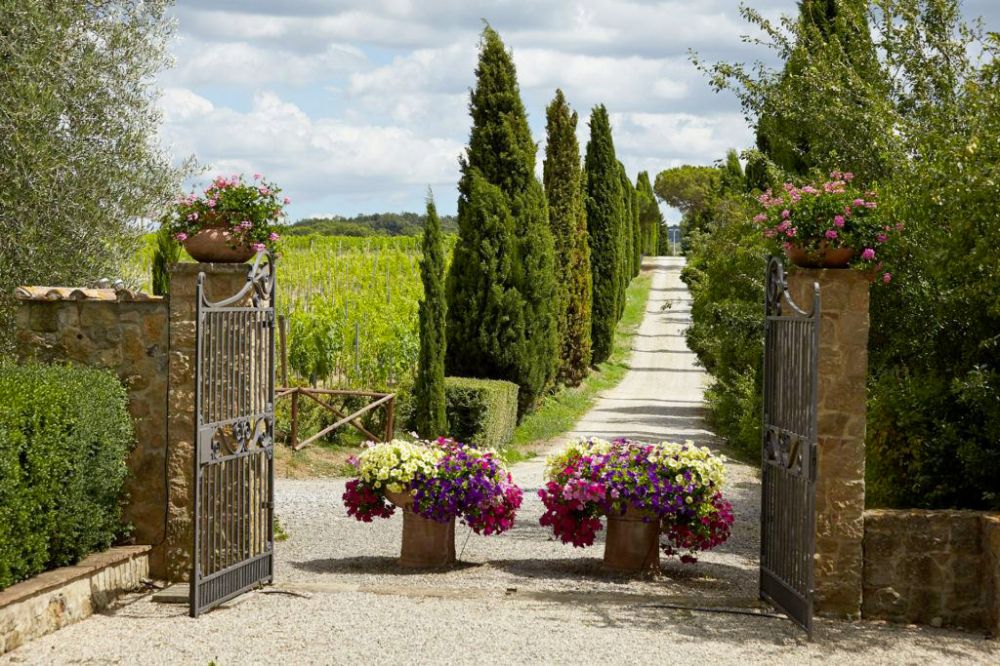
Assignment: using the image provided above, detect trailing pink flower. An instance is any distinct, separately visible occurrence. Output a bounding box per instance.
[174,232,188,242]
[861,247,876,261]
[833,215,845,227]
[825,229,838,240]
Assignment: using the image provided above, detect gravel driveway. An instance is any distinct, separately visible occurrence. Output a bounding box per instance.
[3,257,996,665]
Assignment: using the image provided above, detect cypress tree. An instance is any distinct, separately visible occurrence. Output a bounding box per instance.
[617,162,633,289]
[585,105,625,364]
[629,169,641,276]
[415,195,447,438]
[446,26,557,416]
[151,222,180,296]
[543,89,592,386]
[636,171,661,256]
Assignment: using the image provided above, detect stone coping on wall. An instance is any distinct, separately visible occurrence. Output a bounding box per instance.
[0,545,152,655]
[14,286,162,303]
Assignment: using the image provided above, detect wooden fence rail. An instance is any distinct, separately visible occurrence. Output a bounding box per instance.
[276,387,395,451]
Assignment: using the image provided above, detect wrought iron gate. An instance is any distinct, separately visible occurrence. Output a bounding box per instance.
[759,257,819,636]
[191,252,276,617]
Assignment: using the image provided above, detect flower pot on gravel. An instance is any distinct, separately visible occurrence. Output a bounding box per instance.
[343,438,523,568]
[538,437,735,567]
[385,489,456,568]
[603,506,660,574]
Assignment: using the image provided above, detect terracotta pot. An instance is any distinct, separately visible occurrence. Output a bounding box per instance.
[385,489,456,568]
[785,243,855,269]
[603,506,660,574]
[182,225,256,263]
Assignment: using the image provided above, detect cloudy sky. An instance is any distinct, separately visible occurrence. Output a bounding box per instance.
[156,0,1000,222]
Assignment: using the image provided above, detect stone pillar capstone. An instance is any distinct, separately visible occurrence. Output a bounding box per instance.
[788,268,870,619]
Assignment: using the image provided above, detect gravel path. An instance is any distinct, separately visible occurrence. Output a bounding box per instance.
[3,257,996,665]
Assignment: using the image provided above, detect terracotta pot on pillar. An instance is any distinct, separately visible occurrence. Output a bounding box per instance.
[603,507,660,574]
[785,243,855,269]
[386,490,456,568]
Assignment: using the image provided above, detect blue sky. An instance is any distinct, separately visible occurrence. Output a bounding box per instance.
[155,1,1000,223]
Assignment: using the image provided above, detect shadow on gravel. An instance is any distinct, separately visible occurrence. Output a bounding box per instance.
[486,556,751,593]
[290,556,480,576]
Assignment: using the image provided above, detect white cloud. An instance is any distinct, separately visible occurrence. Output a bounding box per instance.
[158,89,463,213]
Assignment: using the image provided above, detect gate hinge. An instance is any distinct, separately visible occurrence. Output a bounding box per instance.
[809,445,818,482]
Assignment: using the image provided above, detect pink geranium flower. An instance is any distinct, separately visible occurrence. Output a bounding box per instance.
[825,229,838,239]
[861,248,876,261]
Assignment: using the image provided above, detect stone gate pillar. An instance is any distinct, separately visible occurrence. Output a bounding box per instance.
[788,268,870,619]
[165,262,251,582]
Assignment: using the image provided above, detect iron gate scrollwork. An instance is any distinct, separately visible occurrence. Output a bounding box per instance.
[759,257,819,636]
[191,252,276,617]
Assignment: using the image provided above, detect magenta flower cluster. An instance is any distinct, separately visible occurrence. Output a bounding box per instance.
[168,172,288,253]
[538,439,734,562]
[412,440,523,535]
[755,171,901,282]
[342,438,523,536]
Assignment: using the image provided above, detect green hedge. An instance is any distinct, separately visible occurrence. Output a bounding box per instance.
[445,377,518,451]
[0,363,133,590]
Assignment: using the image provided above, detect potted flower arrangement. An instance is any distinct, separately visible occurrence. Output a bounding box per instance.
[755,171,901,281]
[342,438,523,567]
[538,438,734,573]
[168,173,289,263]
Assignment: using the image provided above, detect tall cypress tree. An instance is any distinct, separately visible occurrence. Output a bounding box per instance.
[617,162,634,291]
[636,171,661,256]
[446,26,557,416]
[585,105,625,364]
[544,89,592,386]
[629,169,641,276]
[415,195,447,438]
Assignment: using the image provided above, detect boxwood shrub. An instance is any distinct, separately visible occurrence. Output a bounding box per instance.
[445,377,519,451]
[0,363,133,590]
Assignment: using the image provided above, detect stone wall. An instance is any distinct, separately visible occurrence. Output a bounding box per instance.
[0,546,150,655]
[863,509,1000,634]
[788,268,870,619]
[14,288,169,576]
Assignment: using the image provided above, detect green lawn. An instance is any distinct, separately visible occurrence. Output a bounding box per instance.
[503,271,653,463]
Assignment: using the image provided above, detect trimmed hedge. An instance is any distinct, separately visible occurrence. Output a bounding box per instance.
[0,363,133,590]
[445,377,519,451]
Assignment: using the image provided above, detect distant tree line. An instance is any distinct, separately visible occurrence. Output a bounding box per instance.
[288,212,458,238]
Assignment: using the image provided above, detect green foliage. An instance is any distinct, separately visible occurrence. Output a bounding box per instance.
[446,26,557,416]
[444,376,519,451]
[694,0,1000,508]
[698,0,895,184]
[0,362,132,590]
[415,197,447,438]
[681,197,768,460]
[636,171,661,256]
[585,105,626,364]
[281,236,440,390]
[0,0,183,356]
[151,223,181,296]
[288,212,458,238]
[543,90,593,386]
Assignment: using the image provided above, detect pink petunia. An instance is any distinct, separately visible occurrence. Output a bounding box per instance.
[174,232,188,242]
[268,232,280,241]
[252,242,266,253]
[825,229,838,239]
[833,215,845,227]
[861,248,876,261]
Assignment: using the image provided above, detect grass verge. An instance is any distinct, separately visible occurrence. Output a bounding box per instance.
[502,271,654,464]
